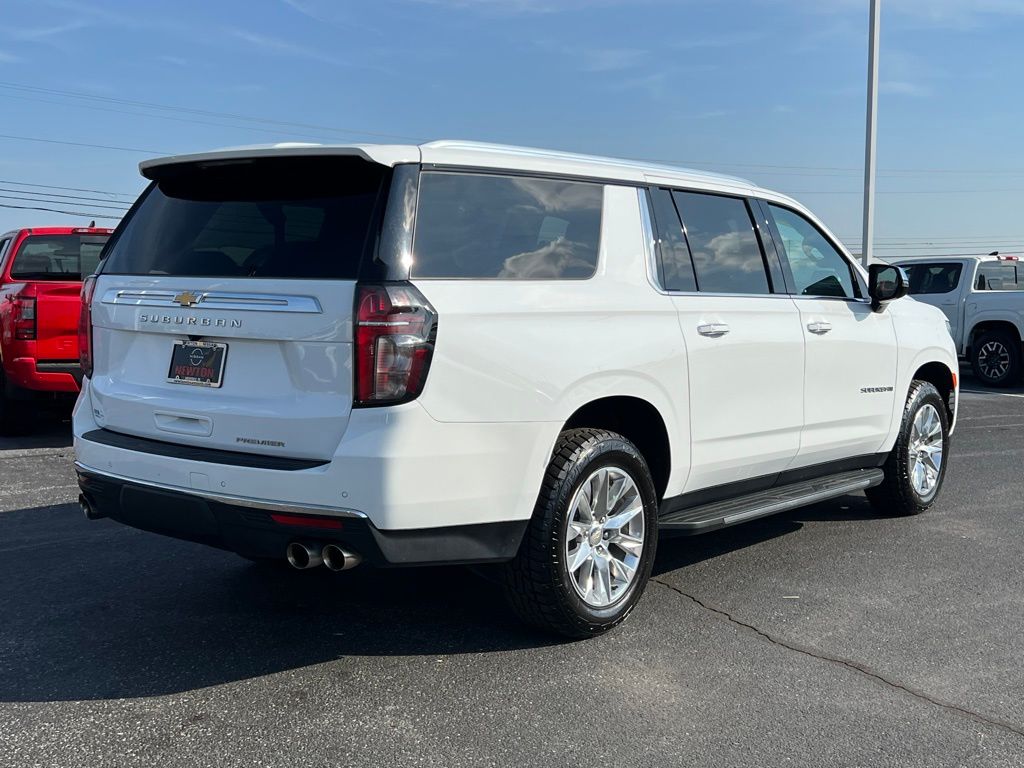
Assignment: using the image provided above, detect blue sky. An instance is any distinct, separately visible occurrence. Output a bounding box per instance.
[1,0,1022,258]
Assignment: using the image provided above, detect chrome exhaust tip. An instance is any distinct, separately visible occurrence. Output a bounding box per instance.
[285,541,324,570]
[322,544,362,571]
[79,494,103,521]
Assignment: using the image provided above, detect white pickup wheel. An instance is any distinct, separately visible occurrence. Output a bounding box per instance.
[971,330,1021,387]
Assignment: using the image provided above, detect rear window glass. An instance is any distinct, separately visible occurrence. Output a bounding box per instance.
[975,261,1022,291]
[672,191,770,295]
[11,234,109,281]
[412,172,603,279]
[903,263,963,295]
[102,157,386,279]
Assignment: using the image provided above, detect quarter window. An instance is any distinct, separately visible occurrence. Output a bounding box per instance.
[767,205,856,299]
[672,191,770,295]
[413,172,603,279]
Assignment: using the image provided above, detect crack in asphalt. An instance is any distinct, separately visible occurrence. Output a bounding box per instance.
[651,578,1024,740]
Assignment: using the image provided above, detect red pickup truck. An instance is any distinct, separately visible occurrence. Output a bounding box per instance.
[0,226,113,432]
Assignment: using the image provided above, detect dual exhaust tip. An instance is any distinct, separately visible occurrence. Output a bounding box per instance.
[286,541,362,572]
[82,494,361,572]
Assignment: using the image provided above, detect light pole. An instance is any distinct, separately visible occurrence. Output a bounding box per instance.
[862,0,881,266]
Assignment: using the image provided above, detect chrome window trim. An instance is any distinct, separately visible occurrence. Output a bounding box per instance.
[636,187,666,294]
[100,289,323,313]
[662,290,871,303]
[662,290,800,300]
[75,461,367,519]
[789,294,872,305]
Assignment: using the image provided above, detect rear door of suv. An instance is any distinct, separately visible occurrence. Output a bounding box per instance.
[88,155,388,461]
[646,183,805,491]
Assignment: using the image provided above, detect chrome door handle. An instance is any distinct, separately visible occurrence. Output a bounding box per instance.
[807,321,832,335]
[697,323,730,338]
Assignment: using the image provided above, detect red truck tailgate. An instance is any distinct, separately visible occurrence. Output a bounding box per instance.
[31,281,82,360]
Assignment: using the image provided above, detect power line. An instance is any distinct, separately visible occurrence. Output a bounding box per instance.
[874,251,1021,258]
[0,187,132,208]
[1,92,344,145]
[0,178,137,199]
[0,202,121,220]
[0,133,167,155]
[0,192,128,212]
[0,81,423,143]
[7,80,1024,179]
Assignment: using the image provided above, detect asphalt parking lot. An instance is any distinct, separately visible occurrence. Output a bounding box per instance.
[1,374,1023,768]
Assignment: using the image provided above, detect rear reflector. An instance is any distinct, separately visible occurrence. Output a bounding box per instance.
[270,513,344,530]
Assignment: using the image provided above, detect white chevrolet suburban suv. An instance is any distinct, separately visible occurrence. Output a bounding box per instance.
[895,255,1024,387]
[74,141,958,637]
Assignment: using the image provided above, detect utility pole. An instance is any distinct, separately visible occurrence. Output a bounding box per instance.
[861,0,881,266]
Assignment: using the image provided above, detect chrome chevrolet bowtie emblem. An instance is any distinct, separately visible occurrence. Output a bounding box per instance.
[173,291,201,307]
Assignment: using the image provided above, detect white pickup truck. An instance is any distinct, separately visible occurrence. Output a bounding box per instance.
[895,254,1024,387]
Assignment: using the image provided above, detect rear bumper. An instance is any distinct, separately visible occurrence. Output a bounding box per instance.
[5,357,81,393]
[76,464,528,566]
[73,377,559,532]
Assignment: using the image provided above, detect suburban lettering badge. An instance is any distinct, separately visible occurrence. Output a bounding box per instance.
[139,314,242,328]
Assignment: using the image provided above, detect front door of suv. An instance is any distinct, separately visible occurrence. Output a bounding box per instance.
[760,202,898,466]
[647,186,805,492]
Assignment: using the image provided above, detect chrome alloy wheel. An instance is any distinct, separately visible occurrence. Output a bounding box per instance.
[978,340,1011,381]
[908,403,944,498]
[564,466,645,608]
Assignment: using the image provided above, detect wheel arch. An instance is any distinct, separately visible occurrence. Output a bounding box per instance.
[911,360,956,424]
[561,395,673,500]
[967,317,1022,352]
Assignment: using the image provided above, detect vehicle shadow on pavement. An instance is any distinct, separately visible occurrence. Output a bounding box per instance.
[0,409,73,451]
[0,502,553,702]
[0,494,866,703]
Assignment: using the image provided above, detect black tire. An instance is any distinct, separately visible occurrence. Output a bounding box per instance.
[971,330,1021,387]
[502,428,658,638]
[866,380,950,516]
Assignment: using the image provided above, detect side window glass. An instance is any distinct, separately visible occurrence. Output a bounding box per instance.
[904,263,963,295]
[647,188,696,292]
[672,191,770,295]
[975,262,1021,291]
[413,172,603,279]
[0,238,10,268]
[767,205,855,298]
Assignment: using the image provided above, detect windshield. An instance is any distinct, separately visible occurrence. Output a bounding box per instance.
[10,234,110,281]
[102,157,388,279]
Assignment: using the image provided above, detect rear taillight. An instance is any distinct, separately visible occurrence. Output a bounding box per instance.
[79,276,96,378]
[13,295,36,340]
[354,283,437,406]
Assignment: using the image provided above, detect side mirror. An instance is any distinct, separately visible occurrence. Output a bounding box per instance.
[869,263,909,311]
